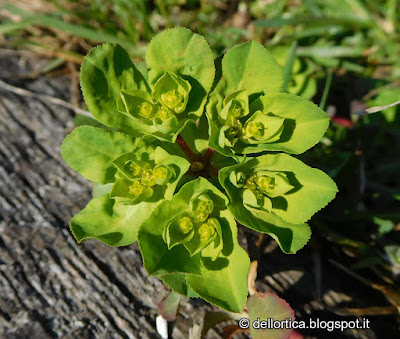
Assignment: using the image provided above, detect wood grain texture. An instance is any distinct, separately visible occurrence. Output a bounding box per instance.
[0,53,397,339]
[0,54,212,339]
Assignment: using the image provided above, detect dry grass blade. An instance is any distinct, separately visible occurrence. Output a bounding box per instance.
[0,79,90,116]
[353,100,400,116]
[330,259,400,314]
[248,260,258,296]
[332,306,397,316]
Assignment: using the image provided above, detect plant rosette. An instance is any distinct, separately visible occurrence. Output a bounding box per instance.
[219,153,338,253]
[80,28,215,142]
[206,41,329,156]
[138,177,250,313]
[61,27,338,315]
[61,126,190,246]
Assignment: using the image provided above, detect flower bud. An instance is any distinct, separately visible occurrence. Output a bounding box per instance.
[154,106,174,122]
[227,118,242,137]
[228,100,244,118]
[243,121,264,139]
[256,175,274,192]
[244,174,257,190]
[153,165,170,185]
[178,216,194,234]
[194,199,211,212]
[138,101,154,119]
[192,210,209,223]
[141,169,157,186]
[128,162,142,176]
[241,111,285,144]
[128,181,145,196]
[117,89,155,122]
[198,222,216,242]
[255,171,294,197]
[191,193,214,214]
[161,90,183,111]
[153,71,191,114]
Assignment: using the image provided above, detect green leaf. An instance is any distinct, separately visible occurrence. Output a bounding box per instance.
[164,214,195,249]
[92,183,113,198]
[148,180,249,312]
[109,146,189,207]
[186,207,250,313]
[206,42,284,156]
[137,176,248,295]
[153,146,191,199]
[207,43,326,156]
[153,71,192,114]
[179,115,209,155]
[229,202,311,254]
[117,89,155,120]
[157,290,181,322]
[137,180,208,276]
[110,178,154,204]
[70,195,159,246]
[219,163,314,254]
[80,43,150,135]
[73,114,107,129]
[161,273,199,298]
[183,218,218,256]
[281,42,297,94]
[236,93,330,155]
[241,111,285,144]
[220,153,337,225]
[221,41,284,96]
[146,27,215,118]
[247,293,295,339]
[61,126,141,183]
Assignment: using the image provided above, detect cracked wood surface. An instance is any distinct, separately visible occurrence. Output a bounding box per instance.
[0,54,208,339]
[0,53,397,339]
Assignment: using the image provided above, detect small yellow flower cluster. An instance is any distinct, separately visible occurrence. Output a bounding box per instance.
[128,162,170,196]
[177,198,217,242]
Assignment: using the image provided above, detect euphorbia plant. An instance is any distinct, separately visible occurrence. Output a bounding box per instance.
[61,28,337,313]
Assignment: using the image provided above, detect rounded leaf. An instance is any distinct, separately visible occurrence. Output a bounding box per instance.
[146,27,215,119]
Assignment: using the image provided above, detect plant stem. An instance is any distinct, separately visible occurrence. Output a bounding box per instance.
[201,147,215,164]
[176,135,201,163]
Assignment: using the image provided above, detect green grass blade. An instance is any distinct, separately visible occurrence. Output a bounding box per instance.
[253,16,374,28]
[297,45,365,58]
[319,69,333,110]
[281,41,297,93]
[0,17,40,34]
[2,5,144,56]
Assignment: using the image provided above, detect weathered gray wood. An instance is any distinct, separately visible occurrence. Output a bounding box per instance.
[0,53,396,339]
[0,54,214,339]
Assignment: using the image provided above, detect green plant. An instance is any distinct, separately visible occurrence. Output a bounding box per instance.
[61,28,337,313]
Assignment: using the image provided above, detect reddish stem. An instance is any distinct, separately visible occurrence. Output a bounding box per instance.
[201,147,215,164]
[207,166,219,177]
[176,135,201,163]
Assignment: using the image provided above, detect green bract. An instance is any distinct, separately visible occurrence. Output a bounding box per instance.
[61,126,190,246]
[138,178,250,312]
[81,28,215,142]
[219,154,338,253]
[62,28,337,314]
[206,41,329,156]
